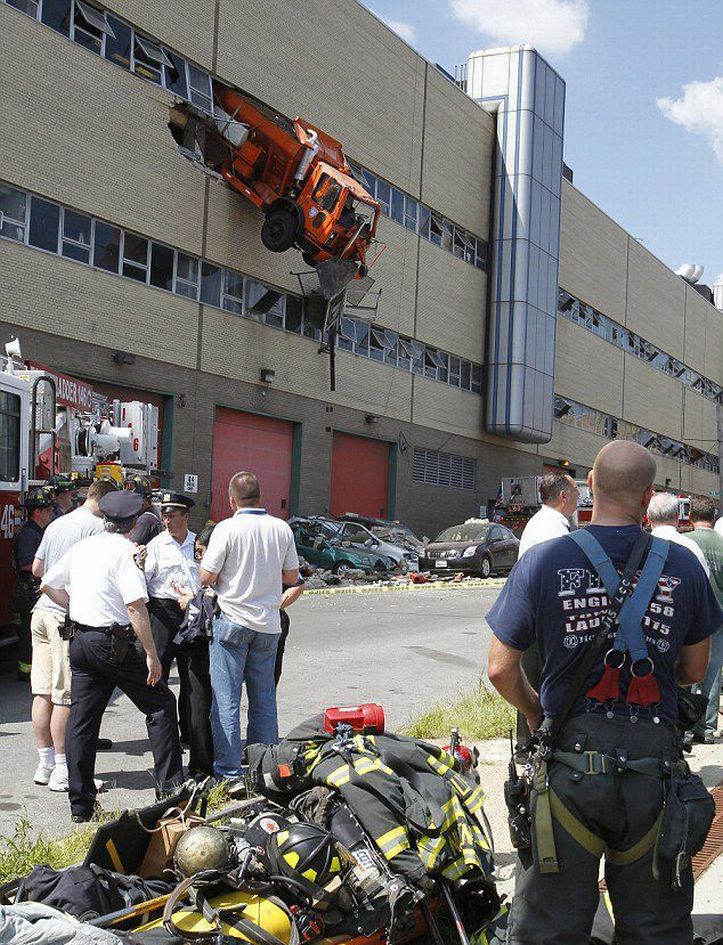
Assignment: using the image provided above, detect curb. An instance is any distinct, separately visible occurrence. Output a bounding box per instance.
[302,578,507,596]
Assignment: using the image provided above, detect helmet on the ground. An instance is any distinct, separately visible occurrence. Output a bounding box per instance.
[267,822,342,900]
[175,825,234,877]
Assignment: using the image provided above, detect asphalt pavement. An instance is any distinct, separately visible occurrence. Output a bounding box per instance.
[0,586,499,837]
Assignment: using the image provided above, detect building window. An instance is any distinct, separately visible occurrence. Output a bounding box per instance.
[200,262,222,306]
[93,220,120,272]
[104,13,131,68]
[413,448,476,490]
[174,251,200,299]
[7,0,38,16]
[133,33,172,84]
[0,184,28,242]
[0,391,21,483]
[61,208,91,262]
[222,270,244,314]
[72,0,115,55]
[121,232,149,282]
[390,188,404,225]
[40,0,71,35]
[285,294,303,333]
[150,241,174,291]
[28,196,60,252]
[187,63,213,112]
[245,280,284,326]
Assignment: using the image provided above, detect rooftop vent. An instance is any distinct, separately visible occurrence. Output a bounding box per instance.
[675,263,704,284]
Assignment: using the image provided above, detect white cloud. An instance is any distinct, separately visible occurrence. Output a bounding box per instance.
[657,76,723,163]
[450,0,589,56]
[371,10,417,43]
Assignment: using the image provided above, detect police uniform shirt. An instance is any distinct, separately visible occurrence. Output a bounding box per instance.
[43,532,148,627]
[144,528,199,600]
[13,520,44,570]
[33,506,106,614]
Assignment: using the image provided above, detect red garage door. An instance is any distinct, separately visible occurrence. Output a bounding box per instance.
[211,408,294,522]
[330,432,390,519]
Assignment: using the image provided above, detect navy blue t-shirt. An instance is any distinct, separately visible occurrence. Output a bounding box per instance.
[487,525,721,725]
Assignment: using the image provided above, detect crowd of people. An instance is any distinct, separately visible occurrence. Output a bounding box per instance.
[12,470,301,822]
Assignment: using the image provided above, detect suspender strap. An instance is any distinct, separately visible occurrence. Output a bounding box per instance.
[569,531,669,663]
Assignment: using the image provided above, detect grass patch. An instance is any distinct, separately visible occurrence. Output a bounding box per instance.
[0,816,96,885]
[405,684,515,741]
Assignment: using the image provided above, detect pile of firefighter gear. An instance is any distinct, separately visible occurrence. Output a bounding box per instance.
[0,707,507,945]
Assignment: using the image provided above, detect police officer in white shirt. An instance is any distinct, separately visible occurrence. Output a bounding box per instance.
[40,490,183,823]
[144,492,213,777]
[517,472,579,558]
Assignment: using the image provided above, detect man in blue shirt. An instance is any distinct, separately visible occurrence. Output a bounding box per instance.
[487,441,719,945]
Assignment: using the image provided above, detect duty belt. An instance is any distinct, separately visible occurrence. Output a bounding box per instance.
[74,622,132,634]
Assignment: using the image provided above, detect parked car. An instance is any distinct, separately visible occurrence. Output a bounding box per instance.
[290,517,398,575]
[327,518,419,572]
[336,513,424,570]
[420,520,519,578]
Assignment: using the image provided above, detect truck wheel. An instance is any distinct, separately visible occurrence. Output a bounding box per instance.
[480,556,492,579]
[261,208,299,252]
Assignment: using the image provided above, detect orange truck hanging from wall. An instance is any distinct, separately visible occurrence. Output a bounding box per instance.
[168,82,381,295]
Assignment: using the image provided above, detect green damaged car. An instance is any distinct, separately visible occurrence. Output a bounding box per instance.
[290,517,399,575]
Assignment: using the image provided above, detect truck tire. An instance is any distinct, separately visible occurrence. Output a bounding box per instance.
[261,205,301,253]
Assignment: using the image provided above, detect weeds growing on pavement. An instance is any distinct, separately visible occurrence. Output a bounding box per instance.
[405,684,515,741]
[0,815,96,885]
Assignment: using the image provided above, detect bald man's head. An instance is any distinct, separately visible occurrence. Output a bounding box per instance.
[590,441,656,520]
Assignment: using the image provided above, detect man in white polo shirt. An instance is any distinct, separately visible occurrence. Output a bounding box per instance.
[517,472,579,559]
[199,471,299,783]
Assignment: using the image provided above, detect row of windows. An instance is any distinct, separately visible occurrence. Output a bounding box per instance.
[554,395,720,475]
[558,289,722,405]
[0,182,485,395]
[412,447,477,490]
[2,0,487,272]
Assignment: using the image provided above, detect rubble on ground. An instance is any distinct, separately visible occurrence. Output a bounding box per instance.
[298,557,497,589]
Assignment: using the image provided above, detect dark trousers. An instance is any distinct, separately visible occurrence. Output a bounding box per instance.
[17,606,33,671]
[67,628,183,818]
[510,714,691,945]
[149,598,214,777]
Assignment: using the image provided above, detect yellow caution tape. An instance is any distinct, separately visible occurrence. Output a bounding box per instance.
[302,578,507,597]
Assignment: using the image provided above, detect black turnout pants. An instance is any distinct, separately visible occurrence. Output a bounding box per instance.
[509,713,691,945]
[149,598,214,777]
[274,609,290,686]
[67,628,183,818]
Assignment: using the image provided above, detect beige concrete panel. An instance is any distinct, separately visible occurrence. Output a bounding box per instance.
[109,0,216,67]
[421,66,495,237]
[679,465,719,498]
[683,288,709,379]
[0,240,198,367]
[623,357,683,441]
[558,182,628,322]
[682,390,718,451]
[545,422,607,472]
[650,454,684,492]
[216,0,425,197]
[554,319,624,416]
[2,8,205,254]
[202,183,301,294]
[415,241,487,360]
[412,376,483,439]
[705,307,723,385]
[369,217,418,339]
[626,239,685,359]
[200,309,413,422]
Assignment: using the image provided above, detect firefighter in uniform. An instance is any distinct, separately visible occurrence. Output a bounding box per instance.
[487,440,720,945]
[12,487,55,681]
[40,490,183,822]
[143,492,213,778]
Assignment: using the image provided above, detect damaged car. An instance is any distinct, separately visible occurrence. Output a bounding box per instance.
[420,519,519,578]
[290,516,399,575]
[335,513,424,571]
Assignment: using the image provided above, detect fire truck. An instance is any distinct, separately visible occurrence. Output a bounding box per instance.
[0,340,160,637]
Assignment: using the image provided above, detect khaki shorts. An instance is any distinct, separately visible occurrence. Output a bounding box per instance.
[30,610,71,706]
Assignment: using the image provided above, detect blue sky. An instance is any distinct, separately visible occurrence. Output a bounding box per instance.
[364,0,723,288]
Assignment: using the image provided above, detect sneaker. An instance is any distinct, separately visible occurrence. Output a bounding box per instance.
[49,769,104,792]
[34,762,55,785]
[703,732,715,745]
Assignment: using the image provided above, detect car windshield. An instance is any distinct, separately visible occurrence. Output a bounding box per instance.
[372,525,420,545]
[434,523,490,543]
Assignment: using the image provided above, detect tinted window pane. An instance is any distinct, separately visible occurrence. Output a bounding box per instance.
[29,197,60,252]
[390,189,404,224]
[150,242,174,290]
[93,221,120,272]
[200,262,222,306]
[41,0,71,34]
[104,15,131,68]
[286,295,303,333]
[8,0,39,16]
[175,251,199,299]
[122,233,148,281]
[0,185,27,241]
[0,391,21,482]
[375,179,391,214]
[165,51,188,98]
[61,209,91,262]
[461,360,471,390]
